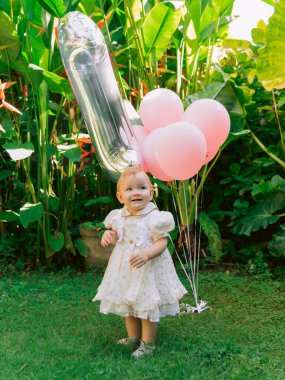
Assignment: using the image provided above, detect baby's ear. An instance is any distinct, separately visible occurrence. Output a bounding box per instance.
[116,191,124,204]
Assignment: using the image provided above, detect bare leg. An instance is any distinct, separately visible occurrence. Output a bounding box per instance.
[125,316,142,338]
[141,319,158,343]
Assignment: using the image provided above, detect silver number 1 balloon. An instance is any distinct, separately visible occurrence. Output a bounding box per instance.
[58,11,140,181]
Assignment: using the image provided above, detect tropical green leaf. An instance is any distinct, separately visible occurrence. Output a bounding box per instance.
[268,224,285,257]
[29,64,74,100]
[26,4,50,69]
[48,232,64,252]
[251,175,285,198]
[8,52,43,87]
[36,0,66,18]
[232,192,285,236]
[1,0,22,15]
[199,0,234,43]
[251,20,267,45]
[57,144,82,162]
[261,0,275,7]
[19,202,44,228]
[64,230,76,255]
[3,142,34,161]
[85,197,113,207]
[142,2,183,60]
[199,212,223,262]
[75,238,89,257]
[42,71,74,100]
[22,0,37,20]
[0,211,20,222]
[256,0,285,90]
[0,170,13,180]
[0,11,21,61]
[48,194,60,211]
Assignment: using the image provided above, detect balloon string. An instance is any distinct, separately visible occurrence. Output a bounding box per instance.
[194,173,197,293]
[196,177,204,298]
[170,180,184,191]
[171,189,191,272]
[170,183,197,301]
[169,236,196,296]
[182,181,198,306]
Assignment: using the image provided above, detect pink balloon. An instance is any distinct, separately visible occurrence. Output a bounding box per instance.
[142,129,173,181]
[155,122,207,180]
[139,88,184,132]
[132,124,148,144]
[182,99,230,152]
[204,149,219,164]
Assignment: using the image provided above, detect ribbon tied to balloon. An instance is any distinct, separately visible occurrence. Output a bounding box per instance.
[58,12,231,182]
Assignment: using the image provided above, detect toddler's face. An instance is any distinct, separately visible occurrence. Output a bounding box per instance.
[117,172,153,215]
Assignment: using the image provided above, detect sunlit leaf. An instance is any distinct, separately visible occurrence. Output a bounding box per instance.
[256,0,285,90]
[142,2,183,60]
[29,64,74,100]
[22,0,37,20]
[37,0,66,18]
[199,0,234,43]
[57,144,82,162]
[43,71,74,100]
[0,11,21,61]
[3,142,34,161]
[8,52,43,87]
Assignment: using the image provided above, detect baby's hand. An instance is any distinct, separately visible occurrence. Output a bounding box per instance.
[101,230,118,247]
[130,250,149,269]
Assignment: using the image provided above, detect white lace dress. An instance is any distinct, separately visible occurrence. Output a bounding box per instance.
[92,202,187,322]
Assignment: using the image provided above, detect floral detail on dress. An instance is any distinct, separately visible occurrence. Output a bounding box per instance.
[93,202,187,322]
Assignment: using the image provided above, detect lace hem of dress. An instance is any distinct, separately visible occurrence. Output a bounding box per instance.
[96,300,180,322]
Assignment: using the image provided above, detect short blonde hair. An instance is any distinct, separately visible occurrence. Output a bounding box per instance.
[117,166,152,192]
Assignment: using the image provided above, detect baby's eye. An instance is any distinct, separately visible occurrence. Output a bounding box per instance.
[140,186,146,189]
[126,187,132,191]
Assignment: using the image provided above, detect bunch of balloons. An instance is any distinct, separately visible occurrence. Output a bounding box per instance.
[58,12,230,182]
[135,89,231,181]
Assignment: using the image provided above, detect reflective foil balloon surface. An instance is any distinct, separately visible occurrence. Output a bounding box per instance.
[58,12,140,181]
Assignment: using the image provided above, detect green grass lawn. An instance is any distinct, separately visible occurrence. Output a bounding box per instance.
[0,268,284,380]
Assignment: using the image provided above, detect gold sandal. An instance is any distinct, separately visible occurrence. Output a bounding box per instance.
[117,337,140,349]
[132,341,156,358]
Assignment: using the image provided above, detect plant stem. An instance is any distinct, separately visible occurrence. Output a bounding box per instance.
[271,90,285,151]
[250,131,285,169]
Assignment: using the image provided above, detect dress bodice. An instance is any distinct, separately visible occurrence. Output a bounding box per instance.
[104,202,175,247]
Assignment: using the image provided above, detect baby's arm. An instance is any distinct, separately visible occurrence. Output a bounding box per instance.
[101,230,118,247]
[129,237,167,269]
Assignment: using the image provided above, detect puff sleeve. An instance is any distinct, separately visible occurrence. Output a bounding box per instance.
[104,209,121,229]
[149,211,175,241]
